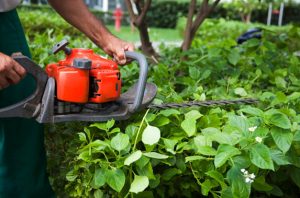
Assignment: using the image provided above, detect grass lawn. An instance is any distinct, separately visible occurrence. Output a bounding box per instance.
[107,25,182,43]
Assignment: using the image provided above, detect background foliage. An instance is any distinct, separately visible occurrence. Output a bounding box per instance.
[20,2,300,29]
[18,6,300,198]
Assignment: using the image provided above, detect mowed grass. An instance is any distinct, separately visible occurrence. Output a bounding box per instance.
[107,25,182,43]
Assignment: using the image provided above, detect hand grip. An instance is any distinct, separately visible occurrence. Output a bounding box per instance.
[0,54,48,118]
[124,51,148,112]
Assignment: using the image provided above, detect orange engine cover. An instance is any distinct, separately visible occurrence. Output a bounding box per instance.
[46,48,121,103]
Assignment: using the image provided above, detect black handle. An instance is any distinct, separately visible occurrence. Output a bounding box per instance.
[0,54,48,118]
[124,51,148,112]
[52,39,72,55]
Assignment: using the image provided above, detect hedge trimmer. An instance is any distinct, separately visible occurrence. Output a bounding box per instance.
[0,40,258,123]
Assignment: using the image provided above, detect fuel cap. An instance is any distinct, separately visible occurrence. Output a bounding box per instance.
[73,58,92,69]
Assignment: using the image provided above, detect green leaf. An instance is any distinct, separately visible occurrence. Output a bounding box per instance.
[146,113,156,122]
[87,140,108,151]
[142,125,161,145]
[78,151,91,162]
[232,155,251,169]
[181,119,196,137]
[275,76,287,89]
[185,110,202,120]
[161,168,181,181]
[143,152,169,159]
[228,48,240,65]
[267,112,291,129]
[234,88,247,97]
[201,179,213,196]
[200,69,211,80]
[124,150,143,166]
[136,163,155,180]
[66,170,77,182]
[248,38,261,46]
[159,109,180,117]
[227,166,251,198]
[152,116,170,127]
[228,115,249,134]
[90,123,107,131]
[271,127,293,153]
[185,156,206,163]
[288,92,300,101]
[125,125,138,140]
[94,189,104,198]
[202,127,235,145]
[252,127,269,138]
[194,135,212,147]
[129,175,149,194]
[105,169,125,192]
[78,132,87,142]
[189,66,201,80]
[270,149,291,165]
[214,144,241,168]
[240,107,264,117]
[181,110,202,137]
[196,146,217,156]
[250,144,274,170]
[136,156,150,169]
[252,176,273,192]
[110,127,120,134]
[206,170,227,189]
[111,133,130,152]
[106,119,115,130]
[163,138,177,154]
[293,130,300,141]
[93,168,106,188]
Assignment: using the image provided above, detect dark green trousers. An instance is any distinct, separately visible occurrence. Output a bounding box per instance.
[0,9,54,197]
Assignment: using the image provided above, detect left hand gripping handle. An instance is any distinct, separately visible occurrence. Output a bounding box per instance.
[0,53,48,119]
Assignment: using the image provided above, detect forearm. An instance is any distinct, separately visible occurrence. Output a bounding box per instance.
[48,0,113,48]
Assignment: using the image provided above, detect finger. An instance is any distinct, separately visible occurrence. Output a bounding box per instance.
[6,69,22,84]
[0,76,10,89]
[12,60,26,78]
[124,43,135,52]
[114,48,126,65]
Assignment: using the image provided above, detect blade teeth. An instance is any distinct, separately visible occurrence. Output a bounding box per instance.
[148,98,259,110]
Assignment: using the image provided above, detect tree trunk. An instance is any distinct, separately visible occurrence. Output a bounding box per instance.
[241,12,252,23]
[125,0,158,59]
[137,21,158,57]
[245,12,252,23]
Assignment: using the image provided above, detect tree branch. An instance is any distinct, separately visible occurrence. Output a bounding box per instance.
[186,0,196,33]
[181,0,196,51]
[137,0,152,25]
[191,0,220,35]
[125,0,138,23]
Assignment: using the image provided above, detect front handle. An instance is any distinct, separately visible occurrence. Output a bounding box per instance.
[124,51,148,112]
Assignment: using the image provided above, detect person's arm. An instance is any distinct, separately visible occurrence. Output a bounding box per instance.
[48,0,134,65]
[0,53,26,90]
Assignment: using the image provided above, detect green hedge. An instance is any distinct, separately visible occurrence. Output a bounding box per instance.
[145,1,300,28]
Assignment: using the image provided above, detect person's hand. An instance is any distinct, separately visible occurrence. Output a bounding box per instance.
[100,35,135,65]
[0,52,26,90]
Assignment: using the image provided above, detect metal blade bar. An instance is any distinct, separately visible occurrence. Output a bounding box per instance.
[148,98,259,110]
